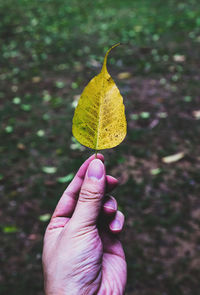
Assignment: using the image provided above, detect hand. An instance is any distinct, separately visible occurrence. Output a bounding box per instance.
[42,154,127,295]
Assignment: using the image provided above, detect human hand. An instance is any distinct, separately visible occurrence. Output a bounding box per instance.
[42,154,127,295]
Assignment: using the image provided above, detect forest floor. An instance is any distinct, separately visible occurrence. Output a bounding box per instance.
[0,1,200,294]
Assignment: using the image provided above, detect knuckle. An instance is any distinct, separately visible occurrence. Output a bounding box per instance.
[79,187,103,202]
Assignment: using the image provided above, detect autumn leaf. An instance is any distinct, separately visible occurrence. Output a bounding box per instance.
[162,152,185,164]
[72,43,127,150]
[117,72,132,79]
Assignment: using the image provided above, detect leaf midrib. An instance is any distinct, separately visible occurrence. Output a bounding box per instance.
[95,72,104,150]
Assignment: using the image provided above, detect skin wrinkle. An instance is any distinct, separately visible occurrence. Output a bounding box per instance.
[74,259,102,287]
[100,260,123,295]
[68,226,100,243]
[53,176,115,220]
[48,217,69,230]
[79,188,104,202]
[61,233,103,294]
[51,194,117,231]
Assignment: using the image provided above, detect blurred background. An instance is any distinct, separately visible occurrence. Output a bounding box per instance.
[0,0,200,294]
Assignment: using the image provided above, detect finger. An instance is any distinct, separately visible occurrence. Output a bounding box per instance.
[103,195,117,215]
[71,159,106,228]
[48,217,70,230]
[98,231,127,292]
[52,154,104,219]
[106,175,118,193]
[109,211,125,233]
[100,231,126,258]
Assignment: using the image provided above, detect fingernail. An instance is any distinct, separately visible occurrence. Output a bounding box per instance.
[110,218,121,231]
[87,159,104,180]
[104,198,116,211]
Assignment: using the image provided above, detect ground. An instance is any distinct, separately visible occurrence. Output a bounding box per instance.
[0,0,200,294]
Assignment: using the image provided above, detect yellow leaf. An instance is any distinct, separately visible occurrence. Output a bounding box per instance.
[72,44,127,150]
[162,152,185,164]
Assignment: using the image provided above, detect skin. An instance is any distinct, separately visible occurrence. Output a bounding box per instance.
[42,154,127,295]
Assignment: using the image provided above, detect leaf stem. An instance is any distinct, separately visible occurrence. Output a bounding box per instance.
[95,150,97,158]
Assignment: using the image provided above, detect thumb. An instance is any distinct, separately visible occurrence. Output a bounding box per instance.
[71,159,106,228]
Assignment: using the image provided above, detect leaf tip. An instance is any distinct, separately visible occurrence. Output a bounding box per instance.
[101,43,121,73]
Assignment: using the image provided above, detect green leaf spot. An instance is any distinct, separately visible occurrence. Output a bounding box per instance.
[39,213,51,222]
[43,113,50,120]
[152,34,160,41]
[117,157,125,164]
[37,130,45,137]
[130,114,139,120]
[55,81,65,88]
[21,104,31,111]
[151,168,162,175]
[57,173,74,183]
[5,126,13,133]
[42,90,52,102]
[3,226,19,233]
[140,112,150,119]
[160,78,167,85]
[13,97,21,104]
[71,82,79,89]
[42,166,57,174]
[158,112,168,118]
[184,96,192,102]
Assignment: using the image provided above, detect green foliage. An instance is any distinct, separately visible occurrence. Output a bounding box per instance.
[0,0,200,67]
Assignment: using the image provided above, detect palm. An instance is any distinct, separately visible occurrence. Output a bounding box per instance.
[98,231,127,294]
[86,231,126,295]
